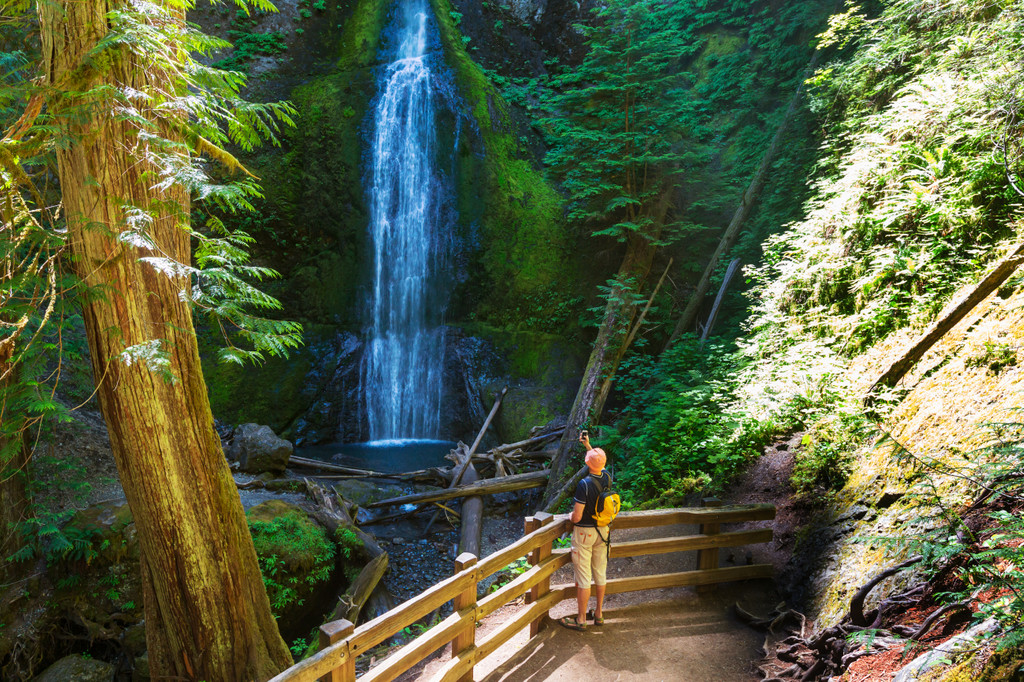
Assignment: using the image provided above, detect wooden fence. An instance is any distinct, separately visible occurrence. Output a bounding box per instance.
[268,501,776,682]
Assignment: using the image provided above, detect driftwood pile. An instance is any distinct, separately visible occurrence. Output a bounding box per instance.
[744,555,973,681]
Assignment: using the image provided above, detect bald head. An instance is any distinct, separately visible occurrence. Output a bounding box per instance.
[585,447,606,472]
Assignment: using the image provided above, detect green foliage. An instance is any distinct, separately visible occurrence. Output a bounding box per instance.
[747,0,1024,361]
[212,30,288,72]
[964,341,1018,375]
[540,0,701,244]
[614,336,784,506]
[791,413,865,497]
[490,557,529,592]
[249,511,336,614]
[538,0,829,262]
[335,526,363,560]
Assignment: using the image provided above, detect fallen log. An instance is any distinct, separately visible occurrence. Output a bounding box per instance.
[491,429,563,454]
[866,240,1024,404]
[542,465,589,514]
[331,552,389,624]
[303,479,386,559]
[368,469,549,508]
[291,456,447,483]
[290,456,390,477]
[423,387,507,535]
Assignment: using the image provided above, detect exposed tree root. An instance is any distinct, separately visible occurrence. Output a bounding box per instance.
[741,556,936,680]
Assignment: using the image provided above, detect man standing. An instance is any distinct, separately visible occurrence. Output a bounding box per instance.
[560,432,611,630]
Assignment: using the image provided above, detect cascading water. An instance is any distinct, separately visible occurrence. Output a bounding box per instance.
[362,0,449,443]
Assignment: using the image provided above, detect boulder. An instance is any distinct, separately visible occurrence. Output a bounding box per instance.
[32,655,115,682]
[132,652,149,682]
[233,423,293,474]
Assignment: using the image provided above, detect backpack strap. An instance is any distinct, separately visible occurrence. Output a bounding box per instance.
[596,524,611,560]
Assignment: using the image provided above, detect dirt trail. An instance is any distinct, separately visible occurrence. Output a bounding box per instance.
[395,437,805,681]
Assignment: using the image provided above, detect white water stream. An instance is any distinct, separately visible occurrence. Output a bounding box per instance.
[362,0,448,442]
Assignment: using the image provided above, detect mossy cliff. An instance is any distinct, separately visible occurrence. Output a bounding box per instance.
[802,282,1024,622]
[429,0,574,325]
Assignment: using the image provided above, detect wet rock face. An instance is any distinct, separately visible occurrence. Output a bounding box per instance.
[282,327,571,446]
[286,331,365,445]
[232,424,294,473]
[505,0,547,24]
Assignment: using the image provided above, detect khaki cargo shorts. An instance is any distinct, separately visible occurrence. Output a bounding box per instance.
[571,525,608,587]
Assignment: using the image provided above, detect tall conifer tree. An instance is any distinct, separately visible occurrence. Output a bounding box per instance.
[28,0,297,677]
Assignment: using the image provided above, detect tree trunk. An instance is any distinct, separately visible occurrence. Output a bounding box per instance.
[666,52,820,349]
[38,2,291,679]
[543,229,660,505]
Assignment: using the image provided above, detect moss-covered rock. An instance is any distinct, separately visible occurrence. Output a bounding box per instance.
[246,500,341,640]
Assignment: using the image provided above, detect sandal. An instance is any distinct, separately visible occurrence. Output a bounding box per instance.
[587,609,604,625]
[558,615,587,631]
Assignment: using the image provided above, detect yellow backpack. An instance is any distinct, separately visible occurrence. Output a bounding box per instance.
[588,473,621,527]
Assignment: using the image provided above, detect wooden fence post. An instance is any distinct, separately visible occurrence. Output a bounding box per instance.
[452,552,478,682]
[523,515,539,604]
[529,512,554,636]
[697,497,722,593]
[318,619,354,682]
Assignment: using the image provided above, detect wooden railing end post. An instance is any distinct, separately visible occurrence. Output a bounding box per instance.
[697,498,723,593]
[318,619,355,682]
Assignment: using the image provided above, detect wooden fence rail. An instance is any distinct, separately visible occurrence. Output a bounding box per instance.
[268,501,775,682]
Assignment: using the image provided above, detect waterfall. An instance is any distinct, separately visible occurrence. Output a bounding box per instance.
[362,0,448,443]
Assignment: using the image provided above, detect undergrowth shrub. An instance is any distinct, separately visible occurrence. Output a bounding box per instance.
[613,336,787,507]
[746,0,1024,362]
[791,413,865,498]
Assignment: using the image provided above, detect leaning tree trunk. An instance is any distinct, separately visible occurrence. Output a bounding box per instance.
[865,240,1024,405]
[542,230,660,505]
[665,51,820,349]
[38,2,291,680]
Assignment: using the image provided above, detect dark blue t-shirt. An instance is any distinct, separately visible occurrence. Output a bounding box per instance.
[573,470,611,527]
